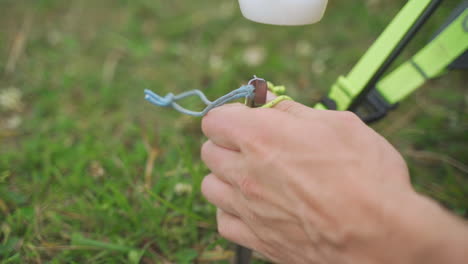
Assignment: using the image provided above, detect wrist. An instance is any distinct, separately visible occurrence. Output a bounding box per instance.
[405,192,468,264]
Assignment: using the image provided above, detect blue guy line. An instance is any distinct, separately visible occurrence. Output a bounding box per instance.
[144,85,255,117]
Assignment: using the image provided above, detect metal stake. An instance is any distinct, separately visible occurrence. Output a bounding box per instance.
[234,77,268,264]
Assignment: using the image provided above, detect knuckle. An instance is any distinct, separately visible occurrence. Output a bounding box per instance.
[237,175,259,200]
[241,134,266,155]
[336,111,363,129]
[201,115,213,137]
[200,141,211,163]
[200,174,212,198]
[258,244,281,263]
[217,222,227,238]
[325,226,353,248]
[217,218,232,240]
[338,111,360,124]
[258,148,281,168]
[275,101,306,116]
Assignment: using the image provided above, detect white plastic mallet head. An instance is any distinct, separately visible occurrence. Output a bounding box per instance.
[238,0,328,26]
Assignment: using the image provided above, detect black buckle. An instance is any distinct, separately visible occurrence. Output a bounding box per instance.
[353,89,397,124]
[320,96,338,110]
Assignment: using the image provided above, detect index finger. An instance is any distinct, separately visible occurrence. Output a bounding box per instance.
[201,103,262,151]
[202,100,321,151]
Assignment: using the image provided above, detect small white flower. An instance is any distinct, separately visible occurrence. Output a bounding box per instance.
[296,41,314,57]
[5,115,22,129]
[243,46,266,67]
[135,184,146,194]
[209,54,224,71]
[89,160,105,179]
[174,183,193,195]
[0,87,23,111]
[311,60,326,75]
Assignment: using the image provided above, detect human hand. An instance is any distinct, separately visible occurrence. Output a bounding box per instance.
[200,101,468,264]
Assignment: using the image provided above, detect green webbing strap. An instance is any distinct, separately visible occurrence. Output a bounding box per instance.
[314,0,434,110]
[377,9,468,104]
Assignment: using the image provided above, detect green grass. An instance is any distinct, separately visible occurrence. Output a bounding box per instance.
[1,0,467,263]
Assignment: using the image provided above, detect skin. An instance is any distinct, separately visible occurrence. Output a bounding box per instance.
[200,100,468,264]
